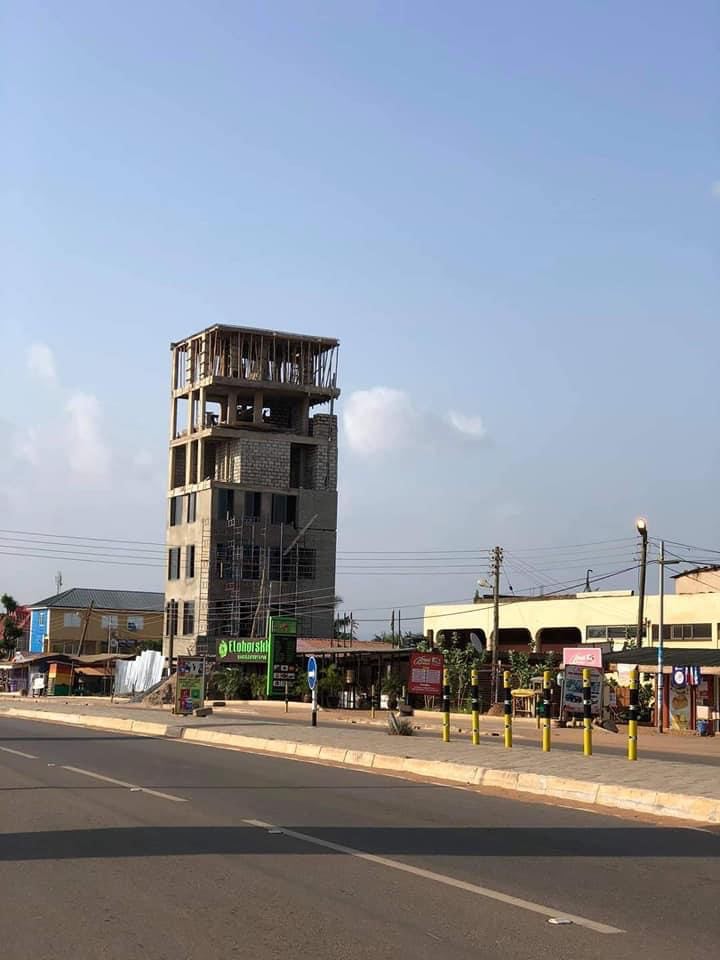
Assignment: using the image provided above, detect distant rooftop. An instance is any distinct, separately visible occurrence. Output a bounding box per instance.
[29,588,164,613]
[173,323,339,349]
[671,564,720,579]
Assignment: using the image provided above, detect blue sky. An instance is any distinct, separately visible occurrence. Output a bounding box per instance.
[1,1,718,627]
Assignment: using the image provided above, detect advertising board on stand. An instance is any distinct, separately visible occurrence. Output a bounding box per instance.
[562,665,602,717]
[174,656,206,716]
[408,651,444,697]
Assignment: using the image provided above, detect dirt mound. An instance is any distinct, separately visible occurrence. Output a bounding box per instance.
[143,674,175,706]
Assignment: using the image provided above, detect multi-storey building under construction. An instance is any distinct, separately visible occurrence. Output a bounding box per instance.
[163,324,340,657]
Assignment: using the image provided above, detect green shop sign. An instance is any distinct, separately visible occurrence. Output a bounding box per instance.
[217,638,269,662]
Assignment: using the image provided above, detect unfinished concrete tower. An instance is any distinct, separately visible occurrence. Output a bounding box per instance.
[164,325,340,657]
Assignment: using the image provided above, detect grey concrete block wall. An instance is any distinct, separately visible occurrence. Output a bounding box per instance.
[223,437,291,488]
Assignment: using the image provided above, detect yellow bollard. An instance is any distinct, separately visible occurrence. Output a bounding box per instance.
[582,667,592,756]
[471,668,480,745]
[503,669,512,748]
[542,669,552,752]
[628,666,639,761]
[442,668,450,742]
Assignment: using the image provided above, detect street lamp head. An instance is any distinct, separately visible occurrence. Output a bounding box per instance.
[636,517,648,536]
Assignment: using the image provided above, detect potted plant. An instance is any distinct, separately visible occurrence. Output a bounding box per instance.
[319,663,343,708]
[381,672,403,711]
[294,670,311,702]
[249,673,266,700]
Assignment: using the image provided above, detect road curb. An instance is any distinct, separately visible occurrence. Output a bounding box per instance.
[4,706,720,824]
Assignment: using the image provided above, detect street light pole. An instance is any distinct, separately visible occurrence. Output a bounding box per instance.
[635,518,648,649]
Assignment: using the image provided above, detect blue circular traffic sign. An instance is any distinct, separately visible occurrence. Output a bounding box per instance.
[307,656,318,691]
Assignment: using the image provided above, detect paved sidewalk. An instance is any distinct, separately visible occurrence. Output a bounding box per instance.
[3,696,720,824]
[202,698,720,763]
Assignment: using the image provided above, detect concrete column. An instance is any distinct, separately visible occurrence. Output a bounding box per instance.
[253,390,264,424]
[198,438,206,482]
[184,441,192,487]
[199,386,207,430]
[228,390,238,425]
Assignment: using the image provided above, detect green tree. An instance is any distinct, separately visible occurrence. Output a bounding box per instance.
[417,633,487,710]
[1,594,23,658]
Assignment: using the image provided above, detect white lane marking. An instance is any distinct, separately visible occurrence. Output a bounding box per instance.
[61,765,187,803]
[242,818,623,935]
[0,746,39,760]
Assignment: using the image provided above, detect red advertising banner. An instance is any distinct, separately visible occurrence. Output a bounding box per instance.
[408,651,444,696]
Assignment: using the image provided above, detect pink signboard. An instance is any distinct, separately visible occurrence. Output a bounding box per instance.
[562,647,603,669]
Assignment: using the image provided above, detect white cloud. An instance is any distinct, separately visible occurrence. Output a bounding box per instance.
[65,392,111,480]
[447,410,486,438]
[712,181,720,199]
[12,426,42,466]
[343,387,420,455]
[27,342,57,382]
[344,386,487,457]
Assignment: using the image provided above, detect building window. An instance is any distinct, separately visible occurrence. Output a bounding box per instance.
[587,624,640,643]
[127,616,144,632]
[170,495,184,526]
[244,491,262,519]
[271,494,297,525]
[63,613,81,628]
[298,547,316,580]
[186,544,195,579]
[242,544,261,580]
[168,547,181,580]
[182,601,195,636]
[217,488,235,521]
[652,623,712,642]
[165,600,179,637]
[101,615,119,629]
[186,492,197,523]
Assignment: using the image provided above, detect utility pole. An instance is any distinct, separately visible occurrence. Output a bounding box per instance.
[656,540,679,733]
[635,518,648,648]
[167,601,176,675]
[491,546,503,704]
[657,539,665,733]
[55,571,63,595]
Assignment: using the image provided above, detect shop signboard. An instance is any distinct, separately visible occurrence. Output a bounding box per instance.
[562,665,602,716]
[408,651,444,696]
[265,616,298,699]
[562,647,604,669]
[217,638,269,663]
[175,656,206,716]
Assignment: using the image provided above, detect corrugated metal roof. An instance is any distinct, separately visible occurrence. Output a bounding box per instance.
[608,648,720,668]
[29,587,164,613]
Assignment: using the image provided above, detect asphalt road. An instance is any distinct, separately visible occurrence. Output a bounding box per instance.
[2,715,719,960]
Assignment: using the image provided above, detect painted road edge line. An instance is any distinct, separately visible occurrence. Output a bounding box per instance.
[242,818,624,935]
[0,745,39,760]
[61,765,187,803]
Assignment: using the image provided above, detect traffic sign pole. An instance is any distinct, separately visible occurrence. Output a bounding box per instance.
[307,656,318,727]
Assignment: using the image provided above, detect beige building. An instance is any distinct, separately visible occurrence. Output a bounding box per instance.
[27,588,164,657]
[424,582,720,655]
[164,324,340,658]
[673,565,720,595]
